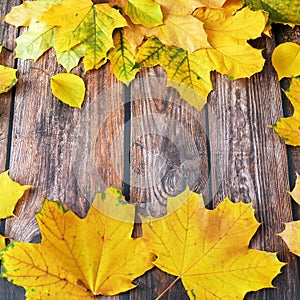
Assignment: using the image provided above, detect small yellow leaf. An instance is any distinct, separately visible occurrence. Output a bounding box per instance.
[50,73,86,108]
[0,66,18,94]
[126,0,163,27]
[272,42,300,80]
[279,221,300,257]
[1,188,154,298]
[289,173,300,205]
[0,234,7,250]
[0,171,31,218]
[273,78,300,145]
[143,189,285,299]
[108,30,139,85]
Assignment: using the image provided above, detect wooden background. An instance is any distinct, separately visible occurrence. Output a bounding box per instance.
[1,1,300,299]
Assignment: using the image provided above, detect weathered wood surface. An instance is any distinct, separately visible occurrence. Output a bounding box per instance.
[1,1,300,299]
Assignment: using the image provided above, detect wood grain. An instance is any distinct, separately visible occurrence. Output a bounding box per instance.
[129,67,208,299]
[208,35,300,299]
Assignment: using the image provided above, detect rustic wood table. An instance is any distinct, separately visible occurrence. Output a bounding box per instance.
[1,1,300,299]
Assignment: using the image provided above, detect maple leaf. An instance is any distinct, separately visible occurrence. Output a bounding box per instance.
[1,187,154,299]
[193,5,267,79]
[279,175,300,256]
[273,78,300,146]
[0,171,31,218]
[50,73,86,108]
[136,36,212,110]
[40,0,127,71]
[272,42,300,80]
[118,0,163,27]
[108,30,139,85]
[243,0,300,24]
[142,188,285,300]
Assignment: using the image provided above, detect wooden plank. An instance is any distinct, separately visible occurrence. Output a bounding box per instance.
[274,24,300,218]
[208,34,300,299]
[0,0,18,171]
[129,67,209,299]
[4,54,125,298]
[0,1,27,298]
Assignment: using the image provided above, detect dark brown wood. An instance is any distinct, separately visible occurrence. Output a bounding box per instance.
[208,35,300,299]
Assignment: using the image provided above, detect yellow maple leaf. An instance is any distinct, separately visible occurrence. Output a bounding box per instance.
[273,78,300,146]
[279,175,300,257]
[1,187,155,299]
[193,5,266,79]
[108,30,139,85]
[136,36,212,110]
[50,73,86,108]
[142,188,285,299]
[272,42,300,80]
[0,171,31,218]
[40,0,127,71]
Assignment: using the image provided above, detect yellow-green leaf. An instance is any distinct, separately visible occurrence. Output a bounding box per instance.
[193,6,266,79]
[40,0,127,71]
[57,44,86,72]
[15,22,56,61]
[1,188,154,298]
[50,73,86,108]
[0,171,31,218]
[126,0,163,27]
[0,66,18,94]
[108,30,139,85]
[243,0,300,24]
[136,37,212,110]
[272,42,300,80]
[273,78,300,145]
[142,189,285,299]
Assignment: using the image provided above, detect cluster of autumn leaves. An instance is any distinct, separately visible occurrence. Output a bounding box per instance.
[0,171,292,299]
[0,0,300,299]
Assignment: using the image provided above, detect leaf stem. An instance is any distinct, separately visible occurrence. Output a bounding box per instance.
[155,276,181,300]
